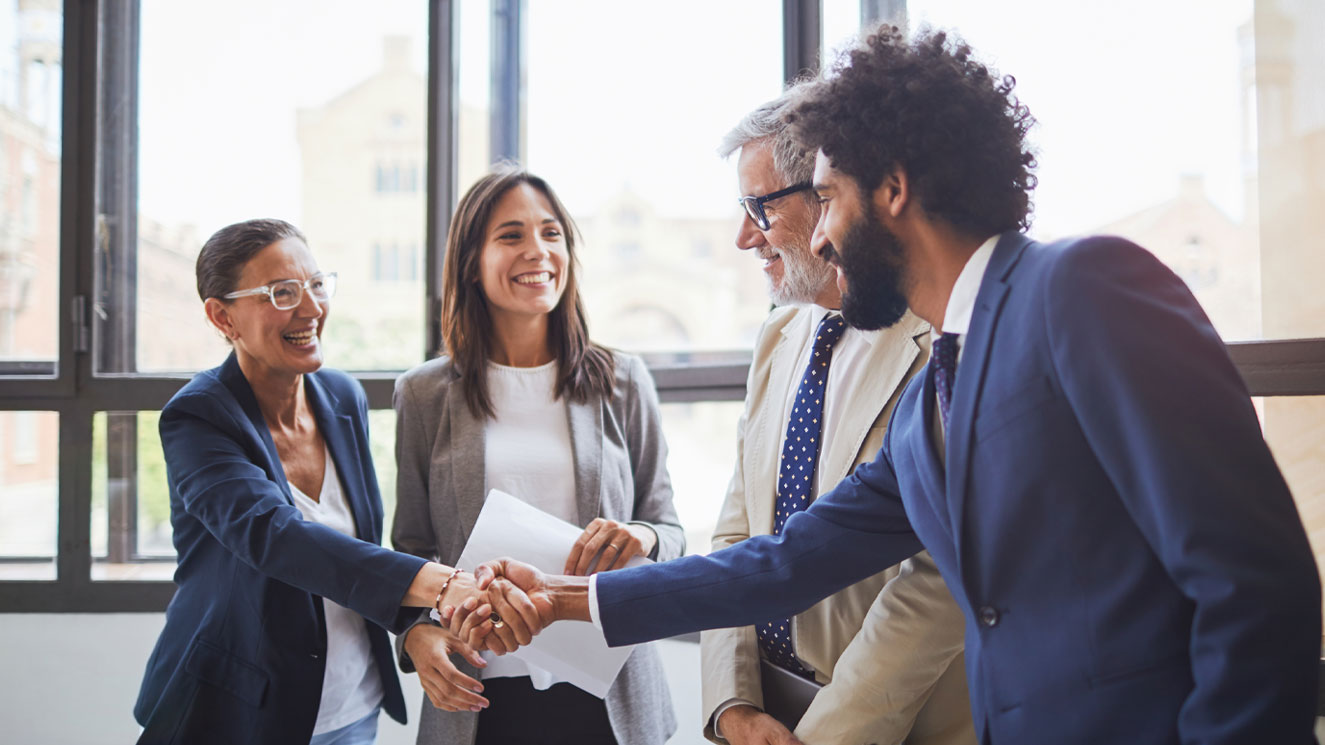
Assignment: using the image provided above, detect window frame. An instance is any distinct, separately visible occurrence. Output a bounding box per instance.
[1,0,1323,619]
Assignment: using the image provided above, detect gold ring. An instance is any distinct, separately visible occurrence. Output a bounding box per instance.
[490,613,505,629]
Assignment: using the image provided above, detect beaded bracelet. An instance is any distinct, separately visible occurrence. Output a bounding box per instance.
[432,566,463,622]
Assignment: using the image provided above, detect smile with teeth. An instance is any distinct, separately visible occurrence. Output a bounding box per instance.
[514,271,553,285]
[282,329,317,345]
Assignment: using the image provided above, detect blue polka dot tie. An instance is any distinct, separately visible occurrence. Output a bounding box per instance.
[932,332,961,431]
[757,313,847,679]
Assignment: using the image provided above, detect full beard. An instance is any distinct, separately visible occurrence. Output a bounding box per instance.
[833,212,910,330]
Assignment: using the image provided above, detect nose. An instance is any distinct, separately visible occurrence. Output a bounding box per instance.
[809,214,828,260]
[525,236,553,259]
[735,212,766,252]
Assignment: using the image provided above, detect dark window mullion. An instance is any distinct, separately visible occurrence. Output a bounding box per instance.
[94,0,142,570]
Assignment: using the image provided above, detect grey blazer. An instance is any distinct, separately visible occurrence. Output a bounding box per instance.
[391,351,683,745]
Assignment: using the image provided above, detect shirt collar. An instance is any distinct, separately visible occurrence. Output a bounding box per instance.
[934,234,1000,341]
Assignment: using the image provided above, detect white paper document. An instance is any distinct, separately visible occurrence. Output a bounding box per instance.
[454,489,648,698]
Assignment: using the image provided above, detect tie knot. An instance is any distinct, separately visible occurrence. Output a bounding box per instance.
[814,313,847,353]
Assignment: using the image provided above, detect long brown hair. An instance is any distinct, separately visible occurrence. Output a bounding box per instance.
[441,164,614,418]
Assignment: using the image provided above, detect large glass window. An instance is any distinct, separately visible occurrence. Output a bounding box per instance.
[905,0,1320,343]
[129,0,429,374]
[0,410,57,580]
[524,0,784,356]
[0,0,60,374]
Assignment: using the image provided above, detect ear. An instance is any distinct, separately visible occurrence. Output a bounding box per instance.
[204,298,237,340]
[871,164,910,220]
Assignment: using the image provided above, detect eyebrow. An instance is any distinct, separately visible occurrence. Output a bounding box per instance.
[258,271,321,286]
[492,218,560,232]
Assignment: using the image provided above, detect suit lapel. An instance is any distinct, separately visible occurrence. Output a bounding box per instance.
[567,395,603,527]
[945,232,1030,568]
[218,352,293,504]
[305,374,375,542]
[819,313,926,489]
[447,378,488,539]
[750,321,803,532]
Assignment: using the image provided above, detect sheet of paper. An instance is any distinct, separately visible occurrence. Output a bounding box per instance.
[454,489,648,698]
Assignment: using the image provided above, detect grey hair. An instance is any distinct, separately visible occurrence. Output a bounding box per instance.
[718,82,818,187]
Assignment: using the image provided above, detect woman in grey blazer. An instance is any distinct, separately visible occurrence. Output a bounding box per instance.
[391,164,683,745]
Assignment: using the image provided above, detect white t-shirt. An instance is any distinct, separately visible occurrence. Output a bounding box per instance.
[289,443,384,734]
[480,360,578,688]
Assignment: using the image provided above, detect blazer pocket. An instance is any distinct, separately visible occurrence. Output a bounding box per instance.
[974,375,1058,443]
[185,638,270,708]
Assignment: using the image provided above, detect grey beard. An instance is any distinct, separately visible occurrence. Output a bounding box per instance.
[767,249,838,307]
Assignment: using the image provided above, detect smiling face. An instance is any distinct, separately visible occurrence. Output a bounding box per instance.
[810,151,911,330]
[735,140,838,307]
[207,237,328,378]
[477,182,570,328]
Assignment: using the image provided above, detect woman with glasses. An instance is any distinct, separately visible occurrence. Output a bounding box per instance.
[391,165,684,745]
[134,219,539,745]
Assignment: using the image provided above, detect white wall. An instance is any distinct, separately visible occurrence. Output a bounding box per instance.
[0,614,704,745]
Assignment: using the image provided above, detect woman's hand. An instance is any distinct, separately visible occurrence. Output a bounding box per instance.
[402,624,489,712]
[563,518,657,575]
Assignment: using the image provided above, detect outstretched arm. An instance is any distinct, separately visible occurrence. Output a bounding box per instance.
[473,448,923,647]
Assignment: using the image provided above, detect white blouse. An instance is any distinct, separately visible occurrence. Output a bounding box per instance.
[480,360,578,688]
[289,443,384,734]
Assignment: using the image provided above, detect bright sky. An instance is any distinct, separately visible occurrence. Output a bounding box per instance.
[132,0,1254,241]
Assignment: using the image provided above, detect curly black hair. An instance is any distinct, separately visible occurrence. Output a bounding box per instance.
[787,26,1037,235]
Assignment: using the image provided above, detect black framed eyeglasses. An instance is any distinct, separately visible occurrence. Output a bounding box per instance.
[738,182,813,230]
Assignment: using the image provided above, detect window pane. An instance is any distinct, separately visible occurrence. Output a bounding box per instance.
[457,0,493,193]
[1255,396,1325,623]
[524,1,783,354]
[131,0,428,373]
[0,410,57,579]
[823,0,863,58]
[92,411,174,581]
[0,1,60,373]
[659,401,745,556]
[92,409,400,580]
[903,0,1319,341]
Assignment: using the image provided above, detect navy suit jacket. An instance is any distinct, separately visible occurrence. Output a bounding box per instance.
[598,233,1321,744]
[134,354,427,745]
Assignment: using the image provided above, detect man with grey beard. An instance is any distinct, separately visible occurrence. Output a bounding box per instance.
[700,90,974,745]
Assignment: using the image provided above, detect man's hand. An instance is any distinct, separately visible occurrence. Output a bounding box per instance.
[402,623,489,712]
[564,518,656,575]
[718,705,804,745]
[473,558,556,626]
[470,557,594,626]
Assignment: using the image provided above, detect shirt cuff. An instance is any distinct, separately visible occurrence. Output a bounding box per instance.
[712,698,761,740]
[588,573,603,631]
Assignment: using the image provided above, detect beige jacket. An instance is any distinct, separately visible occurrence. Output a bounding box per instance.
[701,306,974,745]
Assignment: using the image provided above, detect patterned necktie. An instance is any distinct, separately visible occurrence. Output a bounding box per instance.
[933,332,961,431]
[757,313,847,678]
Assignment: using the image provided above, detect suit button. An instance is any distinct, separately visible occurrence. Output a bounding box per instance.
[979,606,1000,627]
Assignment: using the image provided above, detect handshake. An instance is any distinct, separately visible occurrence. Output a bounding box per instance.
[406,516,648,711]
[437,557,571,655]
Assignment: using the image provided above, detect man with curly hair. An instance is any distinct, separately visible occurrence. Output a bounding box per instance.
[472,26,1322,744]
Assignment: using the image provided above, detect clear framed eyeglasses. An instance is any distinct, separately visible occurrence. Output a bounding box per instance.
[220,272,338,310]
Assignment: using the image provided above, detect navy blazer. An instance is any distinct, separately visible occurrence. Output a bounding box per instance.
[134,353,427,745]
[597,233,1321,744]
